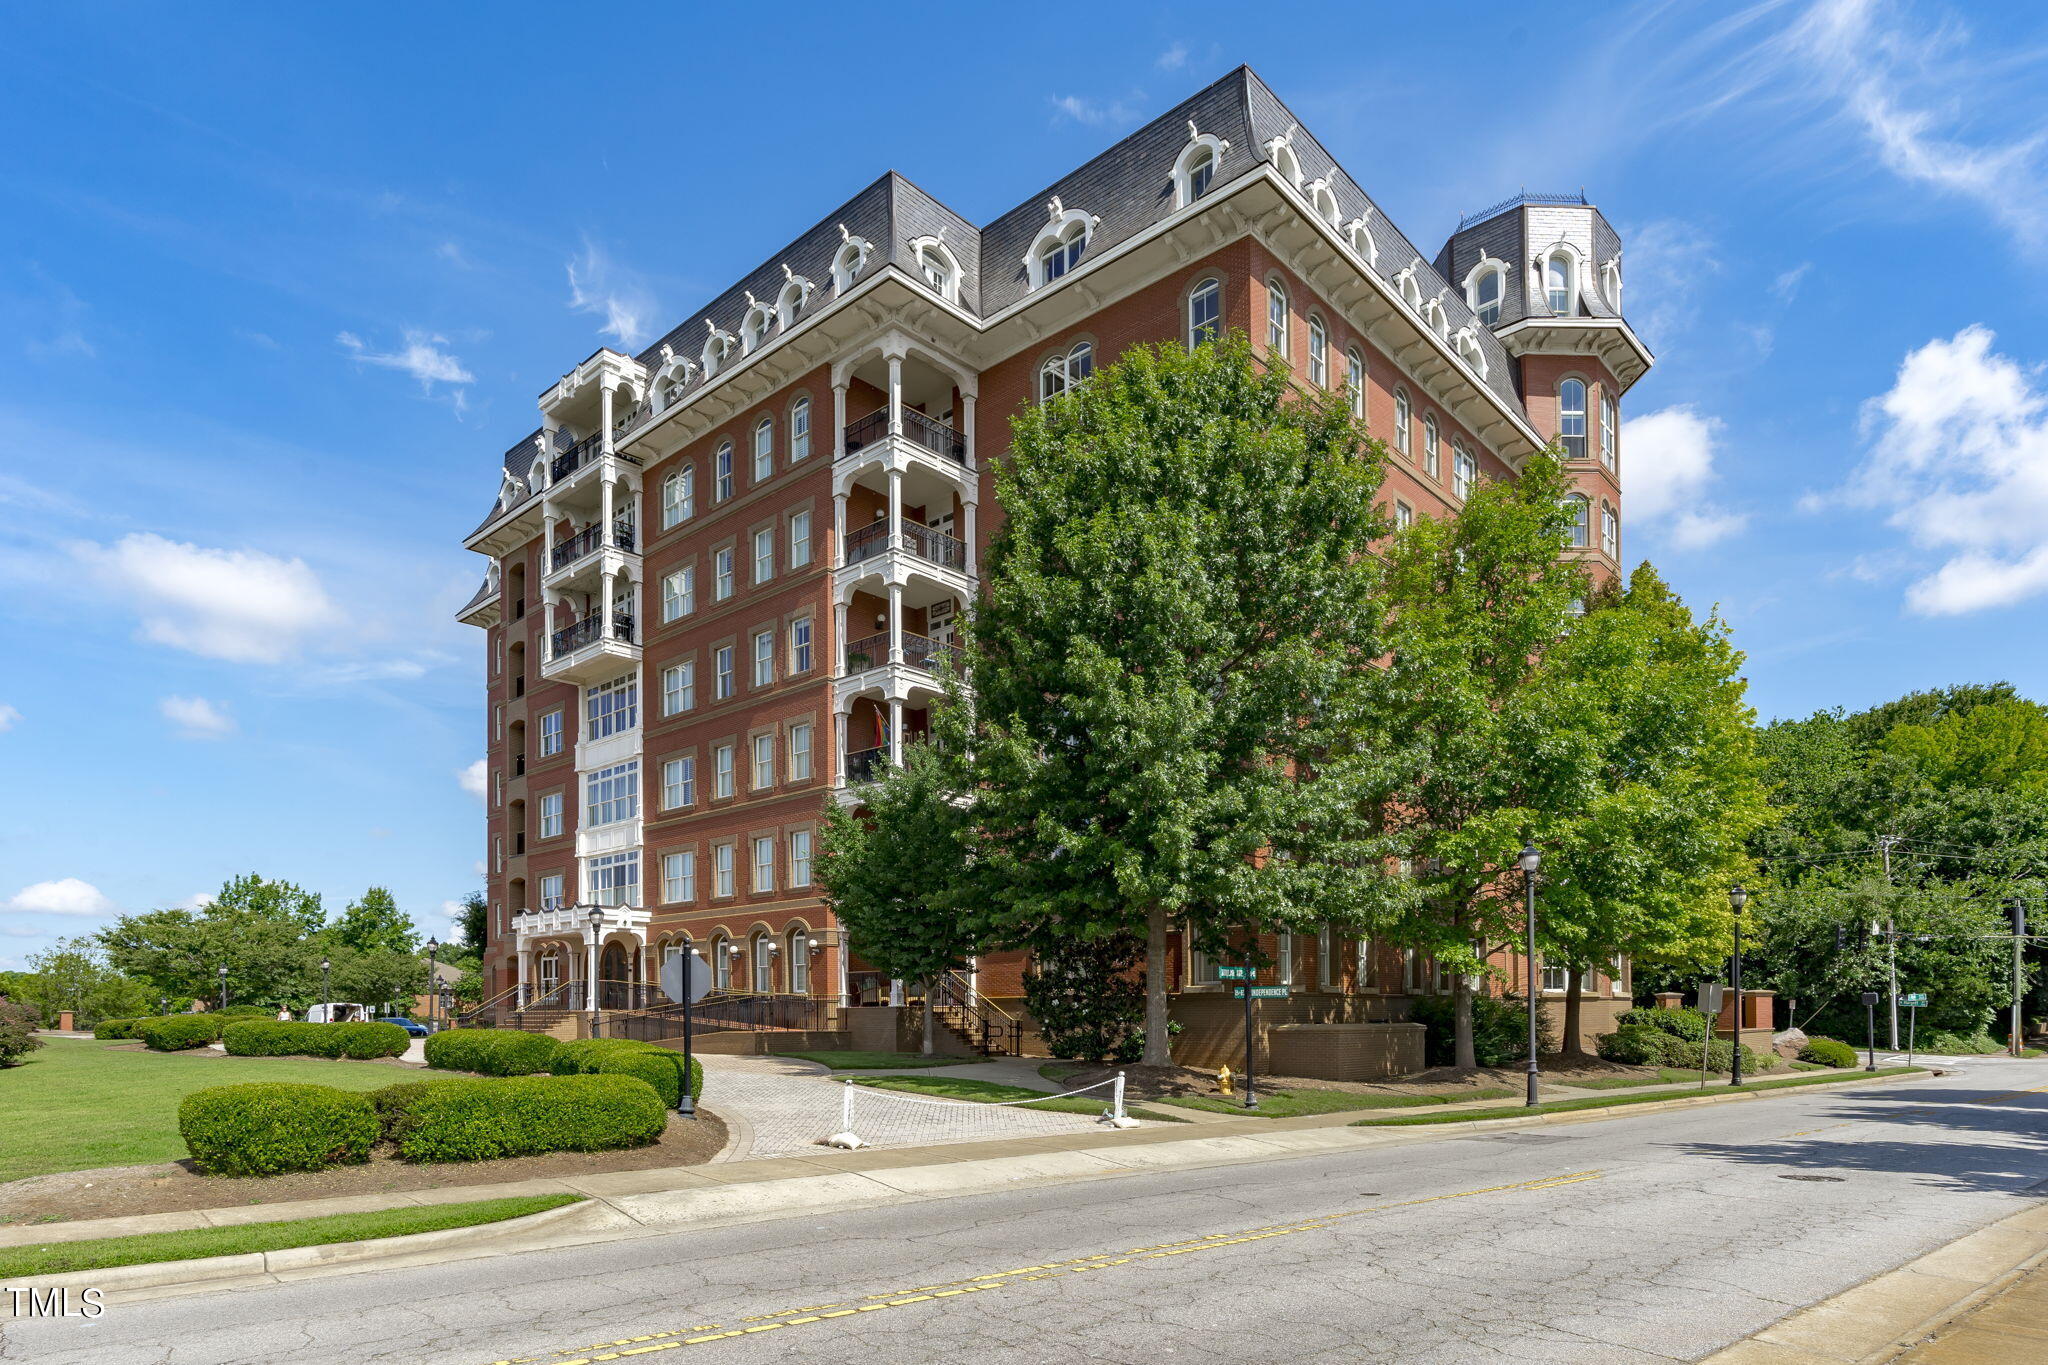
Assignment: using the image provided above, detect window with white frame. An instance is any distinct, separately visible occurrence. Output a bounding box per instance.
[494,703,503,740]
[1277,931,1295,986]
[588,850,639,908]
[1472,265,1504,325]
[662,661,695,716]
[790,829,813,887]
[752,527,774,584]
[1453,446,1477,499]
[789,511,812,568]
[539,791,563,839]
[788,927,811,989]
[1037,220,1086,283]
[715,442,734,501]
[1545,252,1573,313]
[713,743,734,798]
[751,733,775,789]
[1356,936,1379,989]
[1602,504,1619,558]
[1185,144,1215,201]
[1318,925,1336,990]
[584,760,639,827]
[1600,394,1618,468]
[714,645,734,700]
[1187,278,1220,350]
[714,547,734,600]
[1540,960,1569,993]
[1307,315,1328,386]
[1308,178,1340,226]
[539,873,564,912]
[661,569,692,623]
[539,708,563,757]
[788,722,813,779]
[1557,378,1588,460]
[661,850,695,903]
[662,468,694,528]
[790,395,811,460]
[1422,413,1440,479]
[832,233,871,294]
[712,933,732,985]
[913,238,958,300]
[662,756,695,809]
[741,302,771,353]
[1186,938,1219,986]
[1393,388,1411,457]
[1039,340,1094,401]
[750,417,772,482]
[1266,279,1289,355]
[1346,346,1365,419]
[751,629,774,687]
[712,842,735,898]
[1395,501,1414,530]
[585,676,637,739]
[752,836,776,892]
[1565,495,1591,548]
[789,617,813,673]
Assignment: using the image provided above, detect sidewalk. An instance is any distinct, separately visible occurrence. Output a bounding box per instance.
[1895,1261,2048,1362]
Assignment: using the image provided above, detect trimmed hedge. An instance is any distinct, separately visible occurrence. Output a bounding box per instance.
[1595,1024,1665,1066]
[424,1027,559,1077]
[1616,1006,1710,1042]
[214,1005,275,1020]
[223,1020,410,1060]
[1800,1036,1859,1068]
[375,1074,667,1163]
[93,1017,144,1040]
[548,1038,703,1106]
[179,1083,380,1176]
[1596,1025,1777,1073]
[136,1014,225,1051]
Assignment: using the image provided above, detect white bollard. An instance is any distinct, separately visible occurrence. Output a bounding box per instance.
[1103,1069,1139,1128]
[825,1078,865,1149]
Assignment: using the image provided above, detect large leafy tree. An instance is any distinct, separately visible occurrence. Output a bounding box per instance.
[329,887,416,956]
[213,873,326,934]
[819,741,979,1055]
[1363,450,1588,1069]
[98,904,314,1007]
[12,937,153,1026]
[956,333,1394,1065]
[1525,565,1770,1051]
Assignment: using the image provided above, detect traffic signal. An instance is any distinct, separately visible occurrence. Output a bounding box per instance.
[2014,898,2028,939]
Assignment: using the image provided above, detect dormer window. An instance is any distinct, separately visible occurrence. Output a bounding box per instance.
[1344,214,1377,266]
[1454,327,1488,379]
[1187,147,1215,198]
[1306,178,1341,227]
[740,295,774,353]
[1601,256,1623,312]
[1264,124,1303,188]
[909,235,961,303]
[831,227,873,295]
[1545,251,1575,314]
[1039,340,1095,401]
[701,325,737,379]
[1466,259,1505,325]
[1040,222,1084,281]
[1394,260,1423,309]
[775,270,814,328]
[1027,202,1098,290]
[1173,124,1230,208]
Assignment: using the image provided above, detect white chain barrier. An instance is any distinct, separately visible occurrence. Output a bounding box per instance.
[824,1071,1137,1149]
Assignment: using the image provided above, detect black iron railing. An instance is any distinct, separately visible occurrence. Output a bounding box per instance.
[842,408,967,464]
[846,746,889,784]
[550,432,603,483]
[845,520,889,565]
[843,520,964,570]
[841,631,956,675]
[843,632,887,672]
[550,614,635,656]
[914,970,1024,1055]
[550,519,637,572]
[606,990,836,1042]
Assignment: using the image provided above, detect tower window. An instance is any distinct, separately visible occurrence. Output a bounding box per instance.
[1186,278,1220,350]
[1546,254,1573,314]
[1558,379,1588,460]
[1475,268,1503,325]
[1266,280,1289,355]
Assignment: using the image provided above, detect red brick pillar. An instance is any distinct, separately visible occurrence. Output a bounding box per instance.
[58,1011,74,1032]
[1653,992,1683,1011]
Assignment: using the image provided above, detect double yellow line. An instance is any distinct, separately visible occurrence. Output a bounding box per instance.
[485,1170,1604,1365]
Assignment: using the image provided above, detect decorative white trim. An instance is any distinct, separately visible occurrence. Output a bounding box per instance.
[1263,122,1303,188]
[701,320,738,378]
[1343,210,1378,267]
[1304,177,1341,228]
[651,344,699,408]
[1461,252,1507,322]
[1534,240,1587,316]
[1173,123,1230,208]
[776,265,815,328]
[1392,257,1423,308]
[832,225,873,295]
[907,232,962,304]
[1600,252,1623,312]
[1452,325,1488,378]
[1024,203,1099,290]
[740,293,774,354]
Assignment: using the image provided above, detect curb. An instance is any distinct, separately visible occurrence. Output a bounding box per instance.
[1700,1198,2048,1364]
[8,1066,1935,1305]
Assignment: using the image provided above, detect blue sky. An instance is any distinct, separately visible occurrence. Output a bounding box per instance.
[4,1,2048,967]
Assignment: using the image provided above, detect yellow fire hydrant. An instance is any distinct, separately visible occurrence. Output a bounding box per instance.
[1216,1064,1234,1096]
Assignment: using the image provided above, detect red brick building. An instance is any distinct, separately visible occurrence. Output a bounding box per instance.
[458,67,1652,1054]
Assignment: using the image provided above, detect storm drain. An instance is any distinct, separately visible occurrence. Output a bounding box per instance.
[1778,1174,1847,1182]
[1483,1133,1580,1144]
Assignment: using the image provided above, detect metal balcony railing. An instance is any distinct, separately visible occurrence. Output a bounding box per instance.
[842,632,957,675]
[845,746,889,784]
[549,519,637,572]
[551,614,636,656]
[843,520,965,571]
[549,435,645,484]
[842,408,967,464]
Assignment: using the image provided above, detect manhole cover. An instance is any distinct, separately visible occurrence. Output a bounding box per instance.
[1779,1174,1846,1182]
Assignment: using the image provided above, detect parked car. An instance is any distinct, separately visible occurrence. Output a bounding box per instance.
[376,1016,430,1037]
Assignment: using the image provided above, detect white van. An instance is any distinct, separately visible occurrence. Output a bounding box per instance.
[305,1002,365,1023]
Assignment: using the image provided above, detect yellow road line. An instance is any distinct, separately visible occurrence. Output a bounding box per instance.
[502,1170,1605,1364]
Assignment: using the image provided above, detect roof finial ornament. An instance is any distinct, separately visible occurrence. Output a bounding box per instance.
[837,222,855,243]
[1046,195,1065,222]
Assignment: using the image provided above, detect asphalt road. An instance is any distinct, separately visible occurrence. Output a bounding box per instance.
[8,1058,2048,1365]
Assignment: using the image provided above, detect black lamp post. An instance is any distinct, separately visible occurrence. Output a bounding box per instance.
[320,957,331,1022]
[587,907,605,1035]
[159,996,169,1016]
[217,964,228,1013]
[1728,885,1748,1087]
[1520,843,1542,1108]
[424,937,439,1031]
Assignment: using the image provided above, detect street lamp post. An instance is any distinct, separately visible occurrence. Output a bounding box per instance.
[587,906,605,1037]
[424,937,439,1031]
[159,996,169,1016]
[320,957,331,1023]
[1729,886,1748,1087]
[217,964,228,1013]
[1520,843,1541,1108]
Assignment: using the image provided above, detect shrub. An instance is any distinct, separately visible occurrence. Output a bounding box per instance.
[1920,1029,2006,1056]
[1800,1036,1858,1068]
[378,1074,667,1163]
[0,1001,42,1067]
[93,1017,143,1040]
[549,1037,702,1107]
[137,1014,225,1051]
[214,1005,275,1020]
[178,1083,379,1176]
[1595,1025,1665,1066]
[223,1020,409,1060]
[1022,933,1148,1063]
[1411,993,1555,1068]
[423,1027,558,1076]
[1616,1006,1710,1042]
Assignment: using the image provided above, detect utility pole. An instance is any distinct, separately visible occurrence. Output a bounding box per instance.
[1880,835,1900,1051]
[2013,898,2028,1058]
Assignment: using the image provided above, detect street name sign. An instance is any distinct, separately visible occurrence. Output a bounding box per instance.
[1903,992,1928,1008]
[1232,986,1289,999]
[1216,966,1253,980]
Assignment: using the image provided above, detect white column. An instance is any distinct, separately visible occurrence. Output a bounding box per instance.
[887,355,903,435]
[840,937,852,1011]
[585,927,601,1013]
[835,700,853,784]
[961,392,976,470]
[832,382,848,457]
[833,491,848,569]
[834,600,848,672]
[541,592,559,661]
[888,469,903,555]
[517,948,531,1006]
[599,378,617,454]
[963,498,979,576]
[888,695,904,765]
[888,582,903,664]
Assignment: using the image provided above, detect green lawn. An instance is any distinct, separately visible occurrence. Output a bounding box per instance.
[852,1074,1187,1121]
[1351,1067,1925,1127]
[0,1037,420,1183]
[0,1194,580,1278]
[775,1050,990,1070]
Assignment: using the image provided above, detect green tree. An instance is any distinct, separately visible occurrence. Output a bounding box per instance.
[819,741,978,1054]
[329,886,416,955]
[98,878,324,1008]
[1884,699,2048,798]
[957,333,1394,1065]
[15,937,152,1027]
[1363,449,1588,1069]
[212,873,326,935]
[456,890,489,957]
[1528,566,1770,1051]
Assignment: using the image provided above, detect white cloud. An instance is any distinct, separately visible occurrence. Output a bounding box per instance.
[1156,42,1188,71]
[566,240,656,348]
[337,329,474,390]
[72,533,338,664]
[1771,263,1812,303]
[459,758,488,801]
[178,892,215,911]
[1619,406,1748,549]
[160,695,235,740]
[1832,325,2048,615]
[5,878,114,916]
[0,703,18,732]
[1049,93,1144,128]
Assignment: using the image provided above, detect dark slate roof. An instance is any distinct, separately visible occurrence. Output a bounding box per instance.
[1433,196,1630,330]
[457,574,497,616]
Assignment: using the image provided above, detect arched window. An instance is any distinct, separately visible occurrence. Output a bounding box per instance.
[1265,128,1303,188]
[1545,252,1574,313]
[1600,394,1617,468]
[911,237,959,302]
[1307,178,1341,226]
[1452,443,1477,499]
[1557,378,1588,460]
[752,933,775,993]
[740,298,773,353]
[1266,279,1289,355]
[702,326,736,379]
[1186,146,1214,200]
[1173,126,1230,208]
[1345,215,1378,266]
[1601,503,1619,558]
[788,927,811,994]
[752,416,774,481]
[775,271,813,329]
[715,440,735,501]
[791,395,811,461]
[1307,315,1327,386]
[1565,495,1591,548]
[1040,340,1095,401]
[1423,413,1440,479]
[1473,267,1503,325]
[661,467,694,529]
[1345,346,1365,419]
[712,935,732,989]
[1186,277,1220,350]
[1031,215,1090,287]
[832,230,872,295]
[1393,388,1411,457]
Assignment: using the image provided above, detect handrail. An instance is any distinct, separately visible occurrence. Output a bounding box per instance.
[455,982,524,1027]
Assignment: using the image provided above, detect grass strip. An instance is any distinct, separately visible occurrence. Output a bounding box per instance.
[1162,1085,1519,1118]
[0,1194,582,1279]
[1351,1067,1926,1127]
[852,1074,1187,1121]
[774,1050,990,1070]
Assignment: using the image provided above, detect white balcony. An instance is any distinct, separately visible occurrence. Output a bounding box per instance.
[541,613,641,685]
[543,518,639,591]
